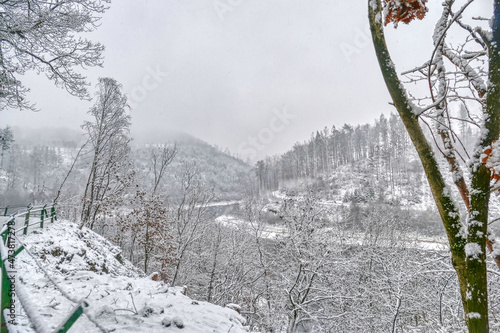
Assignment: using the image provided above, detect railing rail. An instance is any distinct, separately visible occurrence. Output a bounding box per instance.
[0,203,91,333]
[0,204,30,217]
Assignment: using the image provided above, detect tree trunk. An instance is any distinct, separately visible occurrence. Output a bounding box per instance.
[367,1,500,331]
[144,222,149,273]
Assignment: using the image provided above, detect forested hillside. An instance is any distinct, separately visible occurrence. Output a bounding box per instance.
[254,113,472,208]
[0,128,252,206]
[133,140,252,201]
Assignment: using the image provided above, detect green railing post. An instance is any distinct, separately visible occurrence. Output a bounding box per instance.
[0,204,58,332]
[1,261,12,333]
[0,220,11,245]
[0,226,23,333]
[51,205,57,223]
[2,207,7,217]
[55,301,89,333]
[23,204,32,236]
[40,205,47,229]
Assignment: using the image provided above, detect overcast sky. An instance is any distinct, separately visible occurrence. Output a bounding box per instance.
[1,0,493,161]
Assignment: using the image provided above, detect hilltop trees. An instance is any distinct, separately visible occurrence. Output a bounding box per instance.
[0,0,109,110]
[368,1,500,331]
[253,114,412,196]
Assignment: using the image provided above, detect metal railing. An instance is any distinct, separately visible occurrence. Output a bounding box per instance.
[0,204,92,333]
[1,204,29,217]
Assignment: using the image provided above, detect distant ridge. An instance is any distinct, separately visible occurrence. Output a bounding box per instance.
[11,126,85,144]
[131,127,204,146]
[11,125,220,153]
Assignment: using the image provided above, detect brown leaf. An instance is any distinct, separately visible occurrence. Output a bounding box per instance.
[384,0,428,27]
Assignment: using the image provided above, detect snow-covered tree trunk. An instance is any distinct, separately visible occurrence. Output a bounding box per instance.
[368,1,500,332]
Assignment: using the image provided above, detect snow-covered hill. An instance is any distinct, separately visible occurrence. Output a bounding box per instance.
[10,219,249,333]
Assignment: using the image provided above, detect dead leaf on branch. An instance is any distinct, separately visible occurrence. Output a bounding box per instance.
[481,140,500,192]
[384,0,428,27]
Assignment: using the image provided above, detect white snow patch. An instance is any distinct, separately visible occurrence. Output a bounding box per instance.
[465,242,482,259]
[467,312,482,319]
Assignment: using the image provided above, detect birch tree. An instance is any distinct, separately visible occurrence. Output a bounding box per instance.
[368,1,500,332]
[80,77,132,230]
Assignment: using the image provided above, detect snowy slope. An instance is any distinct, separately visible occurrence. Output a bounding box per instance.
[10,220,248,333]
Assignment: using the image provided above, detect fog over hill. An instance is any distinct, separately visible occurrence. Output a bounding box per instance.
[12,126,86,145]
[12,126,208,147]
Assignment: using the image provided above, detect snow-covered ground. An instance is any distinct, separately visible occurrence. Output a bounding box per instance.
[203,200,241,208]
[216,214,448,251]
[5,219,249,333]
[216,215,285,239]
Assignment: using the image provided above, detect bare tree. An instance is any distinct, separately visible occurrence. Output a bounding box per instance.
[150,144,177,194]
[170,162,215,286]
[0,126,14,168]
[120,145,177,275]
[0,0,109,110]
[80,77,132,230]
[274,195,337,333]
[368,1,500,331]
[53,139,89,205]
